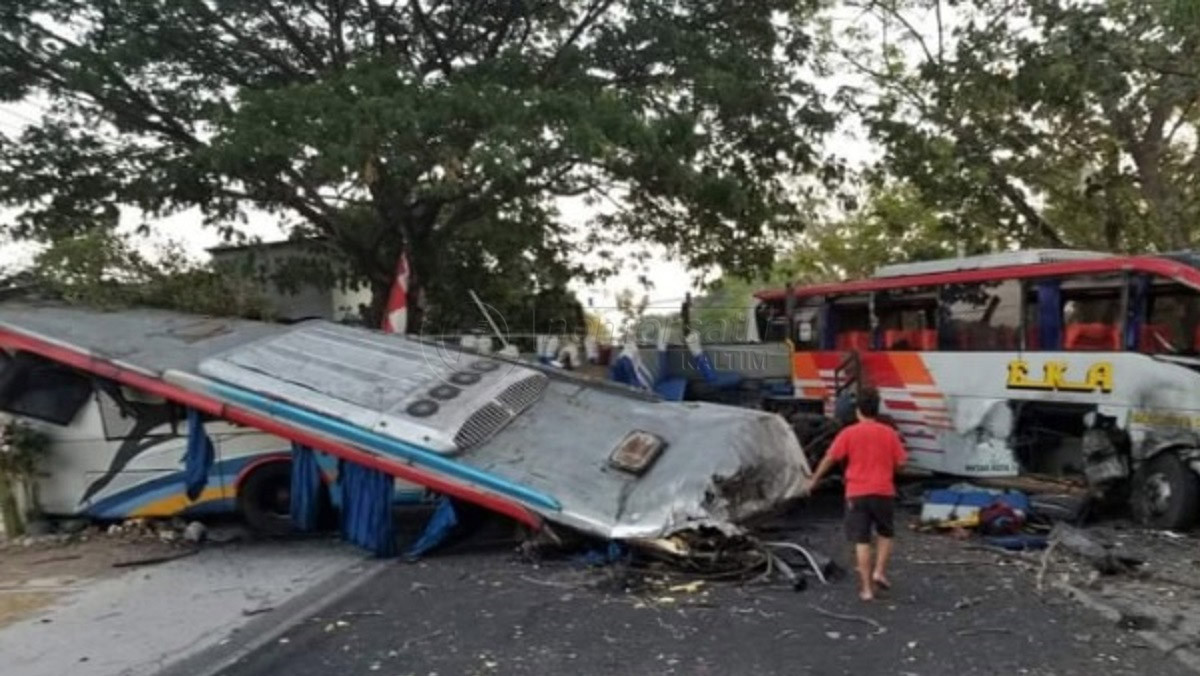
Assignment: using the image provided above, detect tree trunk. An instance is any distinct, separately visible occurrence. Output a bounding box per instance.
[0,473,24,539]
[366,268,425,335]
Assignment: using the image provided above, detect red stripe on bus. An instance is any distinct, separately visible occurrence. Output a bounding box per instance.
[0,329,544,530]
[755,256,1200,301]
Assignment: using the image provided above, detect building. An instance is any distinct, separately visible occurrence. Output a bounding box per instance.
[208,239,373,323]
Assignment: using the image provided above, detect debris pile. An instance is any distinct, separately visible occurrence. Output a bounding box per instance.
[522,529,839,592]
[915,482,1093,552]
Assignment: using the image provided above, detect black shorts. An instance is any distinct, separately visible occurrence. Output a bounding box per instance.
[844,495,896,544]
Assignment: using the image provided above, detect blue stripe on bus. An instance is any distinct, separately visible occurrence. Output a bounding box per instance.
[205,381,562,511]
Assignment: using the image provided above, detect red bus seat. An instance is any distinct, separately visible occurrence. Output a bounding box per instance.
[1064,323,1120,351]
[1025,326,1040,350]
[882,328,936,351]
[836,331,872,352]
[882,329,910,350]
[913,329,937,350]
[1139,324,1173,353]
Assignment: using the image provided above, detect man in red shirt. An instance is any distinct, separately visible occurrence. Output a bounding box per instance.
[804,387,908,601]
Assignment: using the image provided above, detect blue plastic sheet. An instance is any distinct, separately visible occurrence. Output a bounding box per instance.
[690,352,743,390]
[404,496,459,560]
[337,459,397,557]
[183,408,214,501]
[289,443,321,532]
[575,541,628,567]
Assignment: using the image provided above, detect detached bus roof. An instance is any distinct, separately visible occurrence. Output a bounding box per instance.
[754,251,1200,302]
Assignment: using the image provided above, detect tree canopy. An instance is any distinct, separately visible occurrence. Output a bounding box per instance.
[0,0,832,330]
[823,0,1200,254]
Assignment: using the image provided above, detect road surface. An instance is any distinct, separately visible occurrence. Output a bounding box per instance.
[215,499,1190,676]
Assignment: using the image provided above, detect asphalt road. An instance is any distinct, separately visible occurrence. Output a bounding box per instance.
[212,496,1193,676]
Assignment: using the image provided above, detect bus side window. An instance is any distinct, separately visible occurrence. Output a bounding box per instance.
[793,304,820,350]
[941,281,1022,351]
[875,287,938,351]
[758,301,789,342]
[1061,274,1124,351]
[0,353,92,426]
[95,383,178,440]
[829,296,871,351]
[1144,279,1200,354]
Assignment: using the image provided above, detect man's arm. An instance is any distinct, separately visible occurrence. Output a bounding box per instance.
[806,453,839,490]
[803,435,845,495]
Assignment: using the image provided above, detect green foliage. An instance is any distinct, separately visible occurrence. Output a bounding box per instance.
[0,1,834,331]
[0,419,50,535]
[0,419,48,483]
[30,230,273,318]
[823,0,1200,252]
[694,182,951,324]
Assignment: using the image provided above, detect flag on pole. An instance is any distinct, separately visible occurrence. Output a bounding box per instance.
[381,253,409,334]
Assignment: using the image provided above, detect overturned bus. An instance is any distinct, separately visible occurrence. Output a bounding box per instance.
[0,303,810,541]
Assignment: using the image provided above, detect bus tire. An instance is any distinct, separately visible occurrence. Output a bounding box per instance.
[1132,453,1200,531]
[237,461,295,535]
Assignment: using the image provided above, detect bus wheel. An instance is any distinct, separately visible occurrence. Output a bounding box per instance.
[238,461,294,535]
[1132,453,1200,531]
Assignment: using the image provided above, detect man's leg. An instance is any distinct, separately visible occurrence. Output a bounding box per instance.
[855,543,874,601]
[845,499,875,600]
[872,536,893,587]
[871,497,897,587]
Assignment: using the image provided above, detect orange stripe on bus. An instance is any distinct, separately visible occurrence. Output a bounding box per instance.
[889,354,936,386]
[792,353,821,379]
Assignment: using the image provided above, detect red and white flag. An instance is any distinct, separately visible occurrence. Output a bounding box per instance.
[381,253,409,334]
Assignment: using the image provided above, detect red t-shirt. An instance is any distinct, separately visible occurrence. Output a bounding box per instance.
[826,419,909,498]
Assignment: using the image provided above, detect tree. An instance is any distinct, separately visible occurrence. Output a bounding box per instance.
[0,1,833,332]
[822,0,1200,252]
[29,229,272,317]
[695,181,950,321]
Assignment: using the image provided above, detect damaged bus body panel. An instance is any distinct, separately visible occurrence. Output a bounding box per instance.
[0,304,809,540]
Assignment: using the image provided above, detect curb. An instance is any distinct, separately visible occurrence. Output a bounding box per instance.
[155,556,391,676]
[1053,581,1200,674]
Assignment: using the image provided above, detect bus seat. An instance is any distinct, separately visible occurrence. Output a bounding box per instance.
[836,331,872,352]
[1025,326,1040,350]
[882,329,910,350]
[994,326,1018,350]
[1064,323,1120,351]
[1139,324,1174,353]
[913,329,937,350]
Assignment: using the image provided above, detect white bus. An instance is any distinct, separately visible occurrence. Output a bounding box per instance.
[753,250,1200,529]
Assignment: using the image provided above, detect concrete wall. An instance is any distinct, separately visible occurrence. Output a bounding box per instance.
[210,242,370,323]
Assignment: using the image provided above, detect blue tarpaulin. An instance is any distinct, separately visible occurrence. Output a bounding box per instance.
[183,408,214,501]
[689,351,743,390]
[575,541,628,567]
[338,459,397,557]
[404,496,458,560]
[289,443,322,532]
